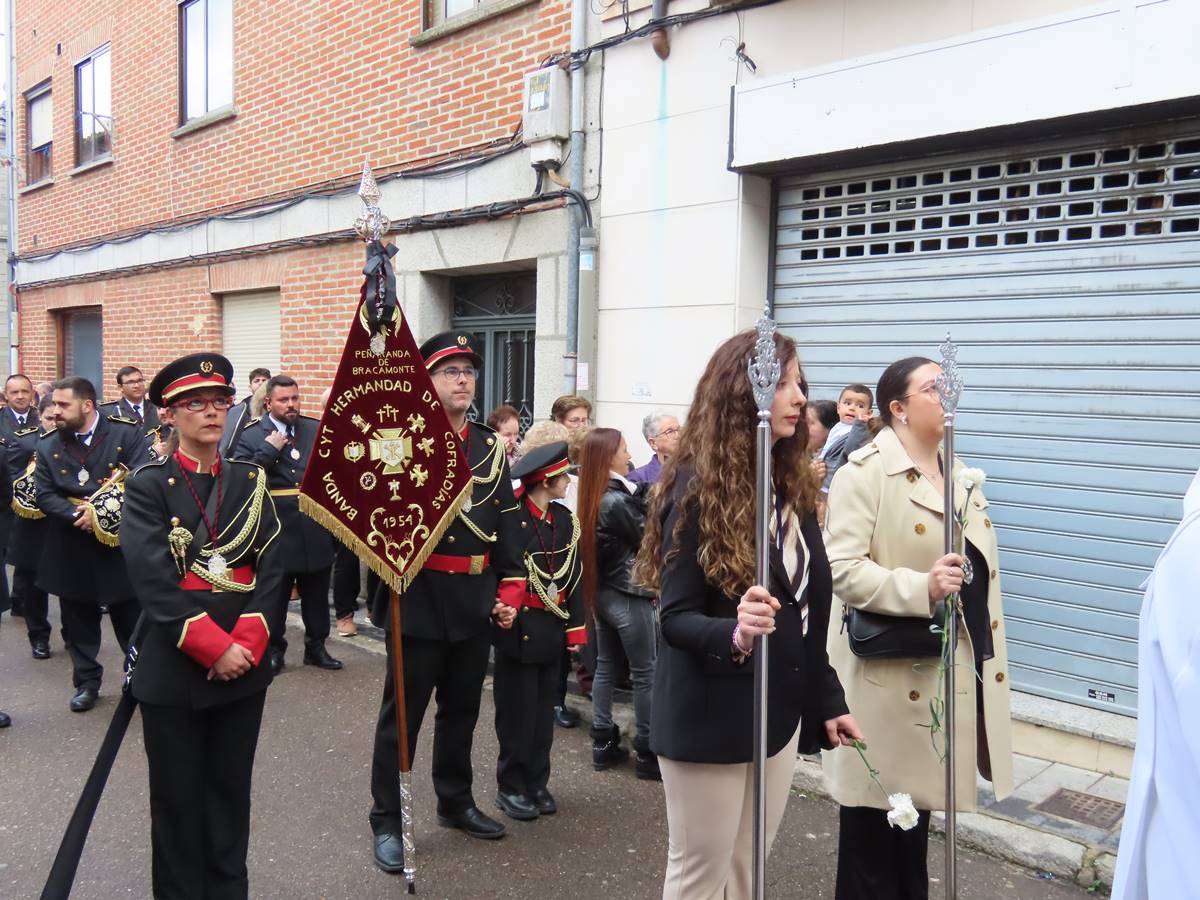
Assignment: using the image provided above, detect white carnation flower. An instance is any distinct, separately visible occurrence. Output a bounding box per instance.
[957,467,987,493]
[886,793,920,831]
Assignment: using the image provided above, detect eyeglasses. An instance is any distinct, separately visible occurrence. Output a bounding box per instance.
[655,427,679,439]
[900,384,940,402]
[433,366,479,382]
[173,396,233,413]
[121,377,146,386]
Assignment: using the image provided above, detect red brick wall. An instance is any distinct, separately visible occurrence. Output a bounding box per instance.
[15,0,570,255]
[17,240,364,404]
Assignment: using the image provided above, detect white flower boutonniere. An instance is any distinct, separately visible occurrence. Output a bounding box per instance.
[956,467,986,493]
[886,793,920,831]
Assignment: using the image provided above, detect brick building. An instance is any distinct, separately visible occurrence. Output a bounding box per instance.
[13,0,594,421]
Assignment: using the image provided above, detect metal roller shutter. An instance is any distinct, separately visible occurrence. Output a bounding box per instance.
[773,122,1200,716]
[220,290,281,393]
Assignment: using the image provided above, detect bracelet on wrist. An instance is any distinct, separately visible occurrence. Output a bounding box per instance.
[731,623,752,663]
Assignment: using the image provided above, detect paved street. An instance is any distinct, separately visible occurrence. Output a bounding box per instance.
[1,613,1093,899]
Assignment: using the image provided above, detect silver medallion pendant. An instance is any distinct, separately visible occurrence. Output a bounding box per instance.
[290,448,301,460]
[208,552,229,579]
[77,468,90,486]
[961,554,975,586]
[546,581,560,604]
[370,331,387,356]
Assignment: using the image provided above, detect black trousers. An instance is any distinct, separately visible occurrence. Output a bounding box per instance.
[494,652,557,798]
[331,543,361,619]
[14,566,50,645]
[60,597,140,691]
[370,629,491,833]
[141,690,267,900]
[835,805,932,900]
[271,568,332,655]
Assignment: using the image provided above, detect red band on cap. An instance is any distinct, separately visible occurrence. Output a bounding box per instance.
[521,458,569,486]
[425,345,477,369]
[162,372,231,403]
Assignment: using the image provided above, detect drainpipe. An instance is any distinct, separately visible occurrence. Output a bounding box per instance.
[6,0,18,374]
[649,0,670,60]
[562,0,588,396]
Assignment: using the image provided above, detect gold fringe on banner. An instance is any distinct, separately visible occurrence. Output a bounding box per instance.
[299,477,473,594]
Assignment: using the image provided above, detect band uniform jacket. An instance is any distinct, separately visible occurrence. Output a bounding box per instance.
[5,420,44,565]
[233,414,334,573]
[100,398,166,440]
[493,497,587,665]
[35,416,151,605]
[371,421,524,643]
[650,470,849,764]
[120,454,284,708]
[0,407,33,547]
[218,398,254,458]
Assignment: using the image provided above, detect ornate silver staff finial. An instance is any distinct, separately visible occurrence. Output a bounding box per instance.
[748,306,781,420]
[934,331,963,421]
[354,159,390,244]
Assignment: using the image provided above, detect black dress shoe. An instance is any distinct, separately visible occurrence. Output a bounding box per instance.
[269,651,285,676]
[303,645,343,670]
[70,688,99,712]
[553,705,580,729]
[31,641,51,660]
[494,791,540,821]
[373,832,406,873]
[436,806,507,839]
[532,789,557,816]
[0,711,11,728]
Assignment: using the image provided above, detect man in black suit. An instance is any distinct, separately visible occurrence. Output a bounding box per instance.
[3,375,51,658]
[367,330,524,874]
[219,366,271,457]
[101,365,167,456]
[233,375,341,674]
[0,374,36,617]
[36,376,150,711]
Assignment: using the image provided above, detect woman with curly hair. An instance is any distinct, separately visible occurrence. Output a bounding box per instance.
[636,329,861,900]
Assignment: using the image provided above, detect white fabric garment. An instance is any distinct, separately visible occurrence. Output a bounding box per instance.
[818,420,853,459]
[1110,468,1200,899]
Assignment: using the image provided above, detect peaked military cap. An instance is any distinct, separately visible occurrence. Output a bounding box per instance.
[149,353,236,407]
[419,330,483,370]
[511,440,570,487]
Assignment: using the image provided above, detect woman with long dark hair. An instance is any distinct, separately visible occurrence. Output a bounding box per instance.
[823,356,1013,900]
[577,426,659,780]
[636,330,860,900]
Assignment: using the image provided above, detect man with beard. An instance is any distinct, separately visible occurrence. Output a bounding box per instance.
[368,331,523,874]
[234,375,340,674]
[35,376,150,711]
[3,374,51,656]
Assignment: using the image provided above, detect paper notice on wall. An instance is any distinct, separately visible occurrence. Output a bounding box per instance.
[632,382,652,399]
[576,363,590,392]
[580,251,595,271]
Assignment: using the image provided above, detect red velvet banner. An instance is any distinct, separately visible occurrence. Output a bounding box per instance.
[299,299,472,591]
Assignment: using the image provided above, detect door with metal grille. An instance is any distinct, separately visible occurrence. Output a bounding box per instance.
[773,122,1200,716]
[451,274,536,431]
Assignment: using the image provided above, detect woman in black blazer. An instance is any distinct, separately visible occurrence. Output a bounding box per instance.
[637,329,861,900]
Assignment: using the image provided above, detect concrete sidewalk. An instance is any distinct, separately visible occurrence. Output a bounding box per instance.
[327,604,1124,895]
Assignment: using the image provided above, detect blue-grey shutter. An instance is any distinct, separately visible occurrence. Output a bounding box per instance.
[773,125,1200,716]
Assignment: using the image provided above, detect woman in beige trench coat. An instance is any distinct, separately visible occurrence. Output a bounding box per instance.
[822,356,1014,900]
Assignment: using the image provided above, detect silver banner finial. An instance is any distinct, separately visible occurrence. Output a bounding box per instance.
[748,306,781,418]
[354,160,390,244]
[935,331,963,420]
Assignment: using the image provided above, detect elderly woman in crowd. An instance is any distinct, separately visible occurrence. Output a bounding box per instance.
[823,356,1013,900]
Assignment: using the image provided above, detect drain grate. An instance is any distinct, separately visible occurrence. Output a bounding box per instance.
[1033,788,1125,830]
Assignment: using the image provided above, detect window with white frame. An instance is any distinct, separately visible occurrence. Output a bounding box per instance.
[428,0,496,28]
[26,86,53,184]
[76,45,112,165]
[180,0,233,123]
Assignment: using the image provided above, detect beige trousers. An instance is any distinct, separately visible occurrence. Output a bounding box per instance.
[659,726,801,900]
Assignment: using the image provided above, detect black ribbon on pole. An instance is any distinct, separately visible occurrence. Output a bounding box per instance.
[362,239,399,332]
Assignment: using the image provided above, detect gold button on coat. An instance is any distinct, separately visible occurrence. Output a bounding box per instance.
[914,523,926,535]
[984,519,992,528]
[991,619,999,630]
[906,472,917,483]
[995,672,1005,682]
[908,690,920,701]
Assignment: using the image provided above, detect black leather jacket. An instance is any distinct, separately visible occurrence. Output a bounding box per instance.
[596,477,654,598]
